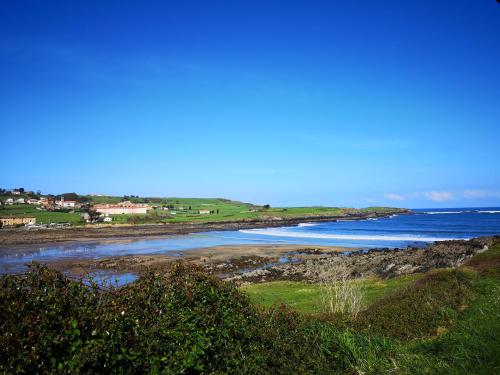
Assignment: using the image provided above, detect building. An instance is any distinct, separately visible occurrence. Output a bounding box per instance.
[11,190,21,195]
[94,202,150,215]
[14,198,25,204]
[5,198,14,205]
[199,210,211,214]
[55,197,81,208]
[27,198,41,205]
[39,197,55,207]
[0,217,36,227]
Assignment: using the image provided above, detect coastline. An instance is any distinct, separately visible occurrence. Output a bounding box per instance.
[0,209,409,247]
[46,236,500,285]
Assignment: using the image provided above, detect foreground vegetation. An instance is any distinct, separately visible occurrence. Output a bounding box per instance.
[1,245,498,373]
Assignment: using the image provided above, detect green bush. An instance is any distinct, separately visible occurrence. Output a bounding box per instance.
[0,264,260,373]
[2,263,396,374]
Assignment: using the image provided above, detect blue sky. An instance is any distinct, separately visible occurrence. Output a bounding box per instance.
[1,0,499,208]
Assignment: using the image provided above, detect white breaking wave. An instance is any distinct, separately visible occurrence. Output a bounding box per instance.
[297,222,318,227]
[211,235,288,243]
[423,210,500,215]
[239,229,461,242]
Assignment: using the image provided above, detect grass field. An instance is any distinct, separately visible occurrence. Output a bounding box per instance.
[242,274,422,314]
[86,195,404,224]
[2,194,404,225]
[0,205,83,224]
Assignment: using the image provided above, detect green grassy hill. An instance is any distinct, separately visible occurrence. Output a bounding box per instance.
[85,195,404,224]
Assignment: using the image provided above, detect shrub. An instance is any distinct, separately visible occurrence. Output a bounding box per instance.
[2,263,393,374]
[318,264,363,318]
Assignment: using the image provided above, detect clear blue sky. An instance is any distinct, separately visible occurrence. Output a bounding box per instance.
[1,0,499,208]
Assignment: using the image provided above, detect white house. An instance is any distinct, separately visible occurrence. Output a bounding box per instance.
[55,197,81,208]
[27,198,41,205]
[5,198,13,205]
[199,210,211,215]
[14,198,25,204]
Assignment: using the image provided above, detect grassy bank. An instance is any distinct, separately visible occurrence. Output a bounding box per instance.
[243,243,500,373]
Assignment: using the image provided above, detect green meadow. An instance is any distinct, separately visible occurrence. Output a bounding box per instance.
[242,273,422,314]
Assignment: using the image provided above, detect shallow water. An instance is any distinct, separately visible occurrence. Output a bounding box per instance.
[1,207,499,274]
[78,270,139,288]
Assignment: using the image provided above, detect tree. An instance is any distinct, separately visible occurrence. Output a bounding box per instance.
[80,204,100,223]
[263,204,271,209]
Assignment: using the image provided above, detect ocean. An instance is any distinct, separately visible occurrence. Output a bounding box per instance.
[1,207,499,273]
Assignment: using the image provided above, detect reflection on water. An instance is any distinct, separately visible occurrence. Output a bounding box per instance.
[79,271,138,288]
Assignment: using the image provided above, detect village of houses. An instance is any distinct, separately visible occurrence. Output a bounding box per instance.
[0,188,213,228]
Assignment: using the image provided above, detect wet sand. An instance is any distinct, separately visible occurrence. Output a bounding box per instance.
[48,244,349,276]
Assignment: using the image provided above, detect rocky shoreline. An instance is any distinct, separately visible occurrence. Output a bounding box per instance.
[226,236,500,284]
[0,209,409,247]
